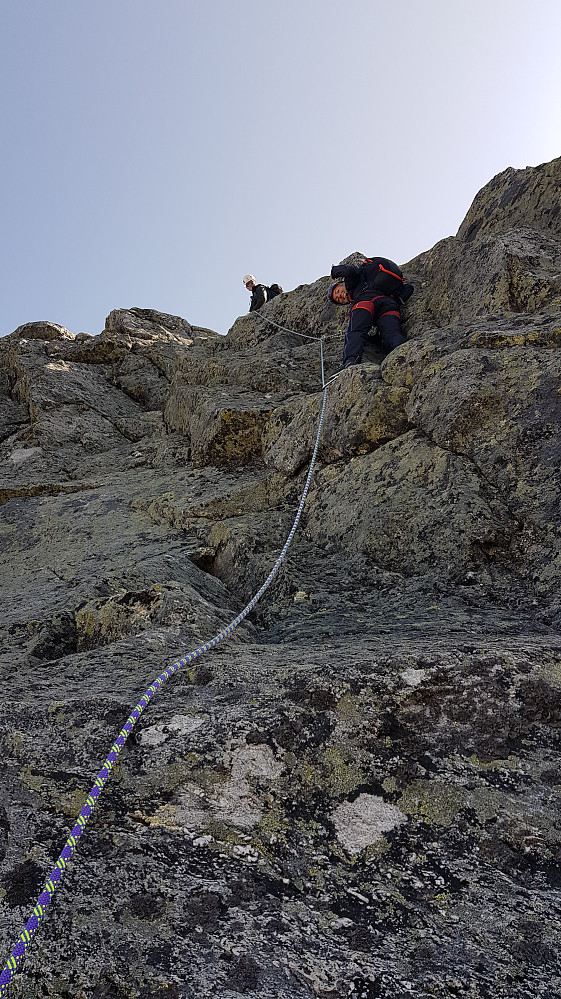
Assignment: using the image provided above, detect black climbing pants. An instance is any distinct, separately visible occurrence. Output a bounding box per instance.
[342,295,405,364]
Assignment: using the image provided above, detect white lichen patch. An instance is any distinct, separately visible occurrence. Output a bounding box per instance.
[175,745,284,832]
[10,447,43,465]
[228,744,285,783]
[168,714,206,736]
[332,794,407,853]
[401,668,426,687]
[212,746,285,828]
[138,713,206,746]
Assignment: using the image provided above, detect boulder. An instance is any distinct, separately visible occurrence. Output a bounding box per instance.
[10,320,75,341]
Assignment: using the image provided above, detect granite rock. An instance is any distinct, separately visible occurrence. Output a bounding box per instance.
[1,161,561,999]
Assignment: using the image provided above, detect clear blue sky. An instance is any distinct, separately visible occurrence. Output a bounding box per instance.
[1,0,560,337]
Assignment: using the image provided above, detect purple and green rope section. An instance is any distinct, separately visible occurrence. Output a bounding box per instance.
[0,368,330,996]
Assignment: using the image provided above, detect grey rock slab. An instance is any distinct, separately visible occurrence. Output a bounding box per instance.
[407,345,561,526]
[305,431,517,578]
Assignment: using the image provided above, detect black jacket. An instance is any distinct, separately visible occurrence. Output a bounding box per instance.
[249,284,269,312]
[331,257,412,303]
[249,283,283,312]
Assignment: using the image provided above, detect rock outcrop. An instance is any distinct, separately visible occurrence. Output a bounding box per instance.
[1,157,561,999]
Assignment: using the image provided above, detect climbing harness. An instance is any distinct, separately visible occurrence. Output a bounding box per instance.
[0,316,339,994]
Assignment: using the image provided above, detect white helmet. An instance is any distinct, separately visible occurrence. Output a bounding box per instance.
[243,274,256,287]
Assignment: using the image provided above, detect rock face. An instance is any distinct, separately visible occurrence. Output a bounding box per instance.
[1,157,561,999]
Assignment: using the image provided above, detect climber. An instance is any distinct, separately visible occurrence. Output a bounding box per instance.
[328,257,414,368]
[243,274,283,312]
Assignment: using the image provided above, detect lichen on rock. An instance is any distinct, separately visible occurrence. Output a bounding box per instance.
[2,161,561,997]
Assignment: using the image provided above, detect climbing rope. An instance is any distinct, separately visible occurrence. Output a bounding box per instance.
[252,308,343,343]
[0,325,335,995]
[252,307,344,388]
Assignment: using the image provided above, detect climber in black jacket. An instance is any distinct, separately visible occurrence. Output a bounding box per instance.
[328,257,413,367]
[243,274,283,312]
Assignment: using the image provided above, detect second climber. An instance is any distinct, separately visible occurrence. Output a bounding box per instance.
[243,275,284,312]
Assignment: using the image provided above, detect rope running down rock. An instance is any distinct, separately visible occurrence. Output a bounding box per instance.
[0,322,333,994]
